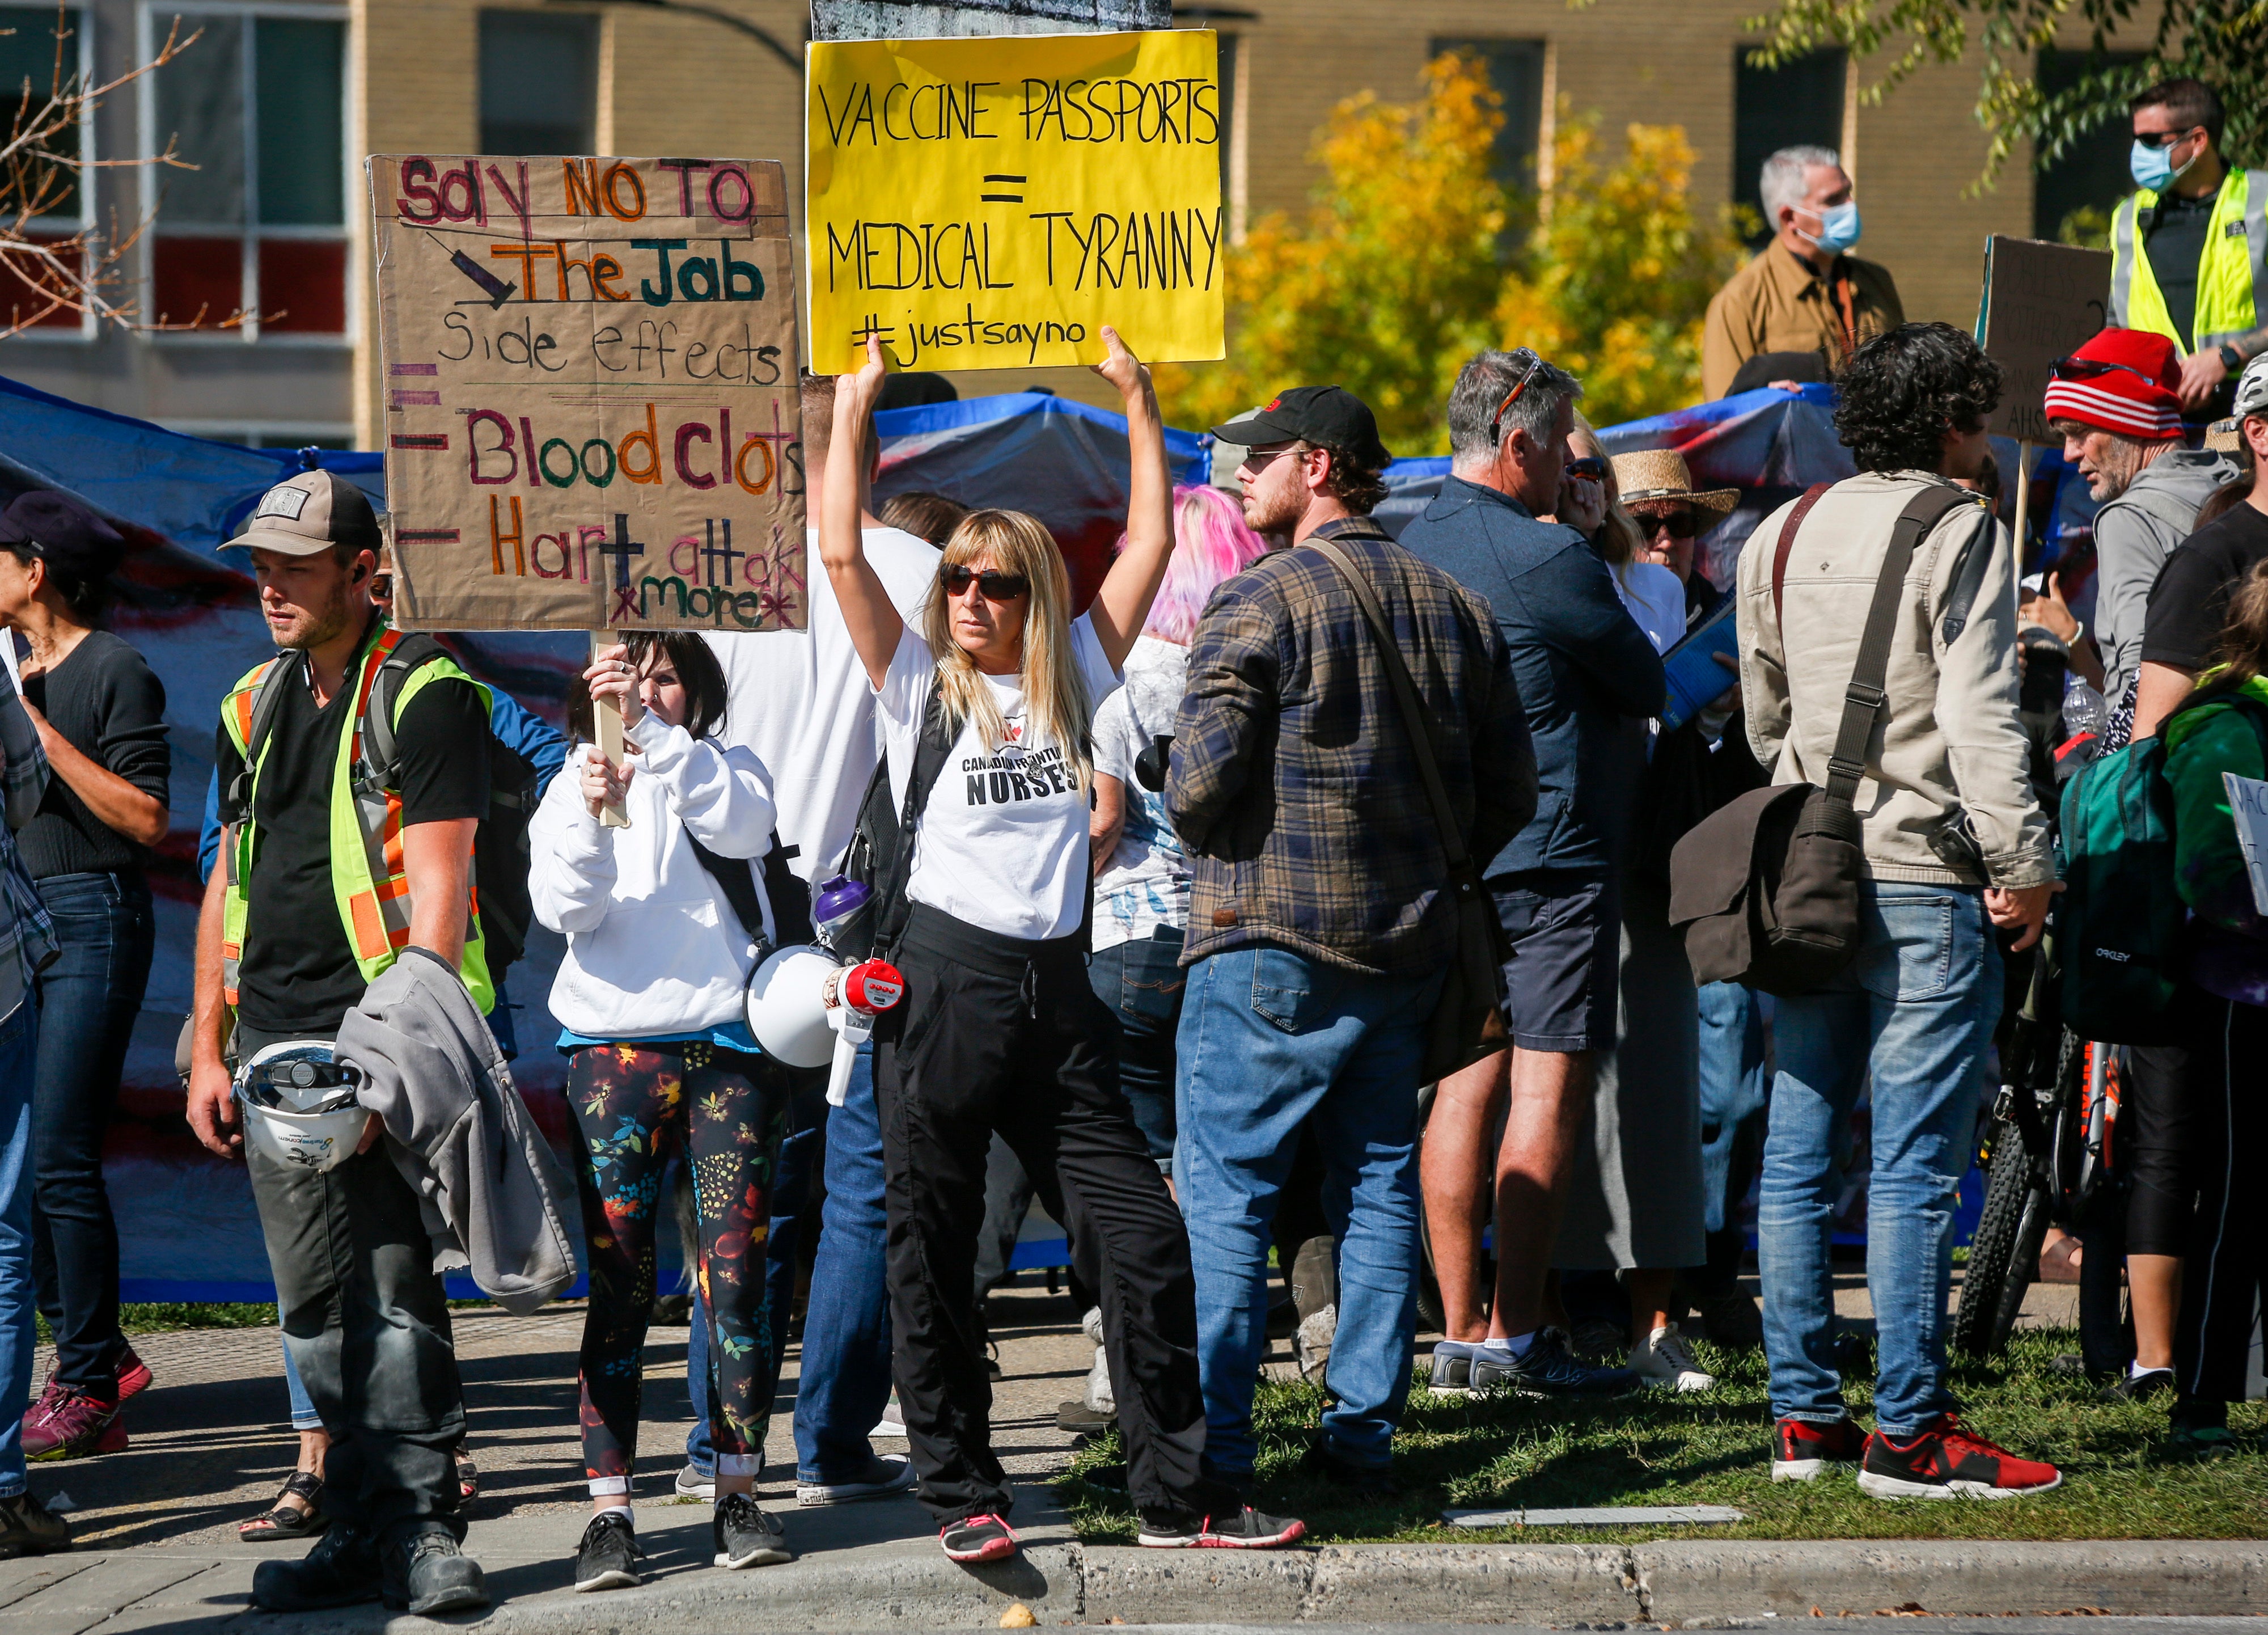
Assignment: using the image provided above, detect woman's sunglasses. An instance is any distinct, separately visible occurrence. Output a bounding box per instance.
[1633,507,1698,539]
[941,565,1031,601]
[1564,456,1607,480]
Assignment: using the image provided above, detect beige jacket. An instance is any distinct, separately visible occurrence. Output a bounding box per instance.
[1737,471,2054,890]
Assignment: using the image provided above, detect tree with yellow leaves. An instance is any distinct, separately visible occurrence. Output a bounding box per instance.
[1156,55,1747,453]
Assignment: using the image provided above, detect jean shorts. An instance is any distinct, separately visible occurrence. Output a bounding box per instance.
[1489,869,1618,1053]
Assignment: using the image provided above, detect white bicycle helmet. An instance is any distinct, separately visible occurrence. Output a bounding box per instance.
[235,1040,367,1173]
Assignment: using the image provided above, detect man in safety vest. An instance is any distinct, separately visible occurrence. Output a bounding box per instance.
[184,471,495,1616]
[2112,78,2268,416]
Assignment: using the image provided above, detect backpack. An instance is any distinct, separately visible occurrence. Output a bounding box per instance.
[828,678,954,961]
[2058,691,2268,1043]
[236,633,541,976]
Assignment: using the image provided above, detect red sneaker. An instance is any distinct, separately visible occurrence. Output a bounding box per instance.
[1857,1413,2063,1500]
[23,1387,125,1461]
[939,1513,1018,1563]
[115,1347,153,1404]
[1771,1414,1867,1482]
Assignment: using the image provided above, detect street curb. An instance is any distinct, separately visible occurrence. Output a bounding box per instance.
[248,1538,2268,1629]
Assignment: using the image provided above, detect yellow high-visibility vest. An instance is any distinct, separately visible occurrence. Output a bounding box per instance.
[2110,168,2267,356]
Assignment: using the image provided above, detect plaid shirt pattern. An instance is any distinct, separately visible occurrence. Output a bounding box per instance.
[0,661,54,1023]
[1167,526,1535,977]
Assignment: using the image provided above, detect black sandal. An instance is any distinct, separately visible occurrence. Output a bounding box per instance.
[240,1471,328,1540]
[456,1447,479,1503]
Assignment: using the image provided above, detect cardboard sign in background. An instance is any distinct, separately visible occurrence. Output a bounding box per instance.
[806,29,1225,374]
[1977,235,2114,444]
[370,155,806,633]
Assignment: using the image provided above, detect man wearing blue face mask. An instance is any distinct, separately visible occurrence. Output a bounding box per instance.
[2110,78,2267,417]
[1703,146,1905,400]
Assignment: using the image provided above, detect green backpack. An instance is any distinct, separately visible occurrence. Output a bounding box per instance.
[2058,733,2184,1045]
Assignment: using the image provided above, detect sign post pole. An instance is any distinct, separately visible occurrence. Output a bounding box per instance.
[2012,439,2032,559]
[589,630,631,830]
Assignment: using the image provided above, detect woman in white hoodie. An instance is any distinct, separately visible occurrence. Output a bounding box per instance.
[528,632,790,1591]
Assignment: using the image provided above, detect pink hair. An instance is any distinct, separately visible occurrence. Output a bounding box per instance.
[1118,485,1270,644]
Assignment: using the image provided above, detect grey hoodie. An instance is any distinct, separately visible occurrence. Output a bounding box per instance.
[2093,449,2238,703]
[336,948,581,1314]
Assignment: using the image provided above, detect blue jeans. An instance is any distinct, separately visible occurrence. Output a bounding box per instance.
[685,1070,831,1476]
[1758,882,2001,1438]
[0,1001,39,1498]
[281,1338,324,1431]
[1175,946,1441,1476]
[1088,929,1186,1169]
[792,1040,894,1483]
[29,871,154,1394]
[1696,980,1769,1237]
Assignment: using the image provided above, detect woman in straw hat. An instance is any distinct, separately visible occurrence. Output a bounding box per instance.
[1550,448,1751,1391]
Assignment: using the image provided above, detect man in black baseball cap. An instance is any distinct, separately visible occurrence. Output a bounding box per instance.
[1210,386,1393,544]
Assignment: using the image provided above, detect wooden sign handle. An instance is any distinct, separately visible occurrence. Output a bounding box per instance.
[2011,440,2033,564]
[590,630,631,830]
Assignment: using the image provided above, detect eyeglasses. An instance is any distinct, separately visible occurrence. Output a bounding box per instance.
[1633,508,1698,539]
[1239,444,1308,472]
[2133,128,2198,149]
[2049,354,2163,387]
[1488,349,1545,445]
[1564,455,1607,480]
[941,565,1030,602]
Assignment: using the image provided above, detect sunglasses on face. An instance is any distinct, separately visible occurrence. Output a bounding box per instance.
[1488,348,1545,445]
[1564,455,1607,480]
[1241,445,1306,472]
[2049,354,2163,388]
[2133,128,2199,149]
[1634,508,1698,539]
[941,564,1031,602]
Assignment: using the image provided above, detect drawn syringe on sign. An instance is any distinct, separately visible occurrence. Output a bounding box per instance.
[422,230,517,309]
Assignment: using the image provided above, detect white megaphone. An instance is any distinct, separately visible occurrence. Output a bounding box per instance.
[744,945,905,1105]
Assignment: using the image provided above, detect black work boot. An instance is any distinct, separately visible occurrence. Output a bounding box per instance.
[382,1523,489,1615]
[251,1521,382,1612]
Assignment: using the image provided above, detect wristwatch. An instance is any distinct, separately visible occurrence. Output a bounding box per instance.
[2220,342,2245,373]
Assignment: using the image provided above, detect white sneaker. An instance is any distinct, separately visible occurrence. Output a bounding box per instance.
[1630,1322,1715,1392]
[1294,1303,1335,1382]
[869,1396,907,1439]
[1082,1344,1116,1415]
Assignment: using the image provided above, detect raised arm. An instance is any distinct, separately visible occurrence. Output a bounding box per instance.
[821,336,905,690]
[1083,327,1173,672]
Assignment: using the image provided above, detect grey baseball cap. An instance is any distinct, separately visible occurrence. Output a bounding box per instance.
[226,470,382,556]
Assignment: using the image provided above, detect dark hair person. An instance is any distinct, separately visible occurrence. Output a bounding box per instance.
[530,629,798,1587]
[819,329,1305,1561]
[0,492,168,1461]
[877,491,971,548]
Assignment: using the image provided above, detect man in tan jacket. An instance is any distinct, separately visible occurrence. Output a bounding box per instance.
[1703,146,1903,399]
[1736,322,2062,1502]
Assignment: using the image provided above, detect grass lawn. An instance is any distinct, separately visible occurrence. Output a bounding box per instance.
[1060,1329,2267,1544]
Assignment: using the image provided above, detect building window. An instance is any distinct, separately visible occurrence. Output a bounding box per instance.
[1733,46,1845,244]
[0,6,92,335]
[147,7,348,338]
[2033,50,2145,242]
[1430,38,1546,192]
[480,11,597,155]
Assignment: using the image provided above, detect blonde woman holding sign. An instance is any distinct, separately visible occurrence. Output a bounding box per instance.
[820,331,1304,1563]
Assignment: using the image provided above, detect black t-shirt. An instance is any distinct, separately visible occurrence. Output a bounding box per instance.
[215,653,490,1036]
[2143,187,2217,349]
[2140,502,2268,675]
[18,630,170,880]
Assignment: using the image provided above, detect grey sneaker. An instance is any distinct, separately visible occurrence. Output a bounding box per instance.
[797,1454,916,1506]
[675,1464,717,1501]
[712,1492,792,1569]
[1470,1329,1640,1398]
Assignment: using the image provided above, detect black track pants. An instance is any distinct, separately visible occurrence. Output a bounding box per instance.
[2169,988,2268,1410]
[874,903,1225,1526]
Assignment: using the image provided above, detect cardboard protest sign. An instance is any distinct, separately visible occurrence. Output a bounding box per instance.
[1977,235,2114,443]
[2223,771,2268,915]
[812,0,1165,39]
[370,155,806,633]
[806,29,1225,374]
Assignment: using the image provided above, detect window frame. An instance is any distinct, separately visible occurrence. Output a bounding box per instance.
[137,0,354,347]
[2,4,99,343]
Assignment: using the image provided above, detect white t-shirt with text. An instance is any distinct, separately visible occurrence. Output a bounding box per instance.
[877,615,1122,942]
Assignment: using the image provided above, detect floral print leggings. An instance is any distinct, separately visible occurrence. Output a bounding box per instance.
[569,1040,789,1492]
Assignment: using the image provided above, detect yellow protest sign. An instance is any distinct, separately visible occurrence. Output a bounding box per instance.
[369,154,806,634]
[806,29,1225,374]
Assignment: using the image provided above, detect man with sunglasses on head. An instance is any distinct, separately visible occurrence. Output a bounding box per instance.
[2042,327,2237,726]
[2111,78,2266,417]
[1400,349,1665,1399]
[1703,146,1903,401]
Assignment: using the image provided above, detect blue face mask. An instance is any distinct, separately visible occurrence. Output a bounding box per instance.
[2130,136,2198,193]
[1799,200,1862,255]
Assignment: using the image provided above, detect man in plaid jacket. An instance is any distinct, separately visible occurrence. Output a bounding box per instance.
[1167,386,1534,1495]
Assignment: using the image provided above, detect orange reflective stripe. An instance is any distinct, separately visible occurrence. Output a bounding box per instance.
[346,889,391,960]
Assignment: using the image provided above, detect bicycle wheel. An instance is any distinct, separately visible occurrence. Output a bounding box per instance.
[1952,1119,2045,1357]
